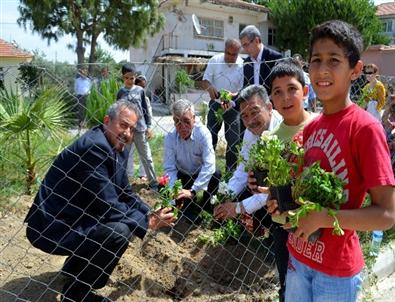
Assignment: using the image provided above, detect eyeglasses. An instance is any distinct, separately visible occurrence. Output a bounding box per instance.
[241,39,254,49]
[365,71,375,75]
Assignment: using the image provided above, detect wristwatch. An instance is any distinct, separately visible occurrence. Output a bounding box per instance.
[235,202,241,215]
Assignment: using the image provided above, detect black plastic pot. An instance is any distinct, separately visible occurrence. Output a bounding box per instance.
[269,185,298,212]
[253,169,269,187]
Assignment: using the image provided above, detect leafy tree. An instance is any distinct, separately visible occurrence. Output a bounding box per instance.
[17,0,164,72]
[250,0,390,57]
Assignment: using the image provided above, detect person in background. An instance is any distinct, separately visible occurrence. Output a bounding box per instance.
[202,38,244,171]
[24,100,175,302]
[362,63,386,121]
[134,74,153,181]
[74,65,92,130]
[293,54,317,112]
[163,99,219,220]
[117,63,159,190]
[239,25,283,138]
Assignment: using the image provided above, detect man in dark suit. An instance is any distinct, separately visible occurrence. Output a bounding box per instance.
[24,100,175,302]
[240,25,283,91]
[237,25,283,137]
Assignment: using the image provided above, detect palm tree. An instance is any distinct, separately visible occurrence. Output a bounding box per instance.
[0,87,74,194]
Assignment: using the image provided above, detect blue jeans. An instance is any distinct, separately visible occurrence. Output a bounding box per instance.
[285,254,363,302]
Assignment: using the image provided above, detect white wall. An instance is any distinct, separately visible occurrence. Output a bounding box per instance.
[0,57,32,92]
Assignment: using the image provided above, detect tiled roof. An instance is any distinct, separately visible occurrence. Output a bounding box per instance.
[376,2,395,16]
[207,0,269,13]
[0,39,33,58]
[159,0,269,12]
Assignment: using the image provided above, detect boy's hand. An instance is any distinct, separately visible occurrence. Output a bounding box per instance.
[284,208,326,241]
[146,128,154,140]
[247,171,269,194]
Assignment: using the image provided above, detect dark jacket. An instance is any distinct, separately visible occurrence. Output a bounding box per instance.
[25,126,150,253]
[243,46,283,92]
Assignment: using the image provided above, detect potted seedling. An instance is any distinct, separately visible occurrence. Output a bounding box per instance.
[266,137,304,212]
[210,181,235,206]
[289,161,346,241]
[152,179,183,218]
[245,135,270,187]
[219,89,232,104]
[214,89,233,124]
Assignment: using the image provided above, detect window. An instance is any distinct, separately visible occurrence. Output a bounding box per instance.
[268,28,276,46]
[382,20,393,33]
[194,17,224,39]
[239,24,247,34]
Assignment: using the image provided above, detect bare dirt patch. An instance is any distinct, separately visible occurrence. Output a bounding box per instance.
[0,180,279,301]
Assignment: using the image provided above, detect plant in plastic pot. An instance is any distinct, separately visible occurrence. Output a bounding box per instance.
[244,135,270,187]
[264,136,304,213]
[289,161,346,241]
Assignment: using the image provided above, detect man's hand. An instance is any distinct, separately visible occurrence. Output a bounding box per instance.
[221,102,233,112]
[176,189,195,200]
[146,128,154,140]
[214,202,238,220]
[207,86,219,100]
[239,213,254,233]
[148,207,176,230]
[247,171,269,194]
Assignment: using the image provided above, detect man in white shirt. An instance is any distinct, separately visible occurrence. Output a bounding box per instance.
[213,84,282,220]
[202,39,244,171]
[74,66,92,129]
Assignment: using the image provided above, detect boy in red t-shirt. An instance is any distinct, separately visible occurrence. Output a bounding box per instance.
[268,20,395,301]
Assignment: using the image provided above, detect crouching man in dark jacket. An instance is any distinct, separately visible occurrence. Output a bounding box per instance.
[25,100,175,302]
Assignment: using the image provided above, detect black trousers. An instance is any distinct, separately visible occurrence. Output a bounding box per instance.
[176,170,221,213]
[237,188,288,301]
[27,221,132,299]
[207,100,241,171]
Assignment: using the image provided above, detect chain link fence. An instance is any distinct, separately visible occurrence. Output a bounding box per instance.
[0,61,394,302]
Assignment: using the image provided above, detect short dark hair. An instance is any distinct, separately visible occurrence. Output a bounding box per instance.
[238,84,270,107]
[121,63,136,75]
[268,58,306,90]
[309,20,364,68]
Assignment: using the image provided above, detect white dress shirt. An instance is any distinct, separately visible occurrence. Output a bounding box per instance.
[163,122,215,192]
[227,110,283,214]
[203,53,244,94]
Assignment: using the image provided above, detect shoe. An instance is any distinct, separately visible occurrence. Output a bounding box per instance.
[61,280,110,302]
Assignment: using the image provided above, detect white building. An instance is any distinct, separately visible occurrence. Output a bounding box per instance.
[129,0,274,103]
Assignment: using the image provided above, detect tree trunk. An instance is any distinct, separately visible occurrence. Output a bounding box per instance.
[88,34,99,74]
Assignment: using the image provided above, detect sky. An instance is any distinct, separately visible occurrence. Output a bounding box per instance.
[0,0,393,64]
[0,0,129,64]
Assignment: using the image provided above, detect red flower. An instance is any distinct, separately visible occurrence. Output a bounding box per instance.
[292,131,304,147]
[158,175,170,186]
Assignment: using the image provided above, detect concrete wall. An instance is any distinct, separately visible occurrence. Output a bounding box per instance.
[362,46,395,77]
